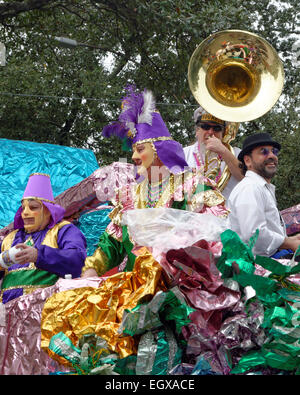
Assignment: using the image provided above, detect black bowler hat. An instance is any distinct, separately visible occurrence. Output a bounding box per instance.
[238,133,281,162]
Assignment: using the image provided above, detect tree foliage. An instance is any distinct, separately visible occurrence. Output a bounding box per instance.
[0,0,299,209]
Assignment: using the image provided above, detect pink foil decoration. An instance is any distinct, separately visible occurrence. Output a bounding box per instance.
[162,240,240,337]
[0,277,105,375]
[281,204,300,236]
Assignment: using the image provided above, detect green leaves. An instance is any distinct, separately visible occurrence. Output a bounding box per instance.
[0,0,299,209]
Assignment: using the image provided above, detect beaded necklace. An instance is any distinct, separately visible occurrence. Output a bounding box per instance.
[135,173,177,209]
[193,143,222,182]
[145,176,170,208]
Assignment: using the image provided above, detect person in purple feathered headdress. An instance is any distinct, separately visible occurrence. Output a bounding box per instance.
[102,85,190,183]
[82,86,229,278]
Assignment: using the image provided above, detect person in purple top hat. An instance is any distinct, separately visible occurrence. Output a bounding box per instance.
[82,86,229,278]
[0,173,87,303]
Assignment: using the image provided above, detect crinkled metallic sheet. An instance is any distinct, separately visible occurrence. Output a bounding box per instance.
[78,209,112,256]
[254,260,300,288]
[40,250,167,367]
[0,138,99,229]
[135,327,181,375]
[0,277,104,375]
[55,162,135,219]
[281,204,300,236]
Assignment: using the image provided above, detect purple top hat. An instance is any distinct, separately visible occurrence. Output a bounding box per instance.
[102,85,189,174]
[14,173,65,230]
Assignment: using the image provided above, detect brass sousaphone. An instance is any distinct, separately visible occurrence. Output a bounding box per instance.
[188,30,284,191]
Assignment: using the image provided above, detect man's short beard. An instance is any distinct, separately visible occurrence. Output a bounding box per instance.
[253,160,277,180]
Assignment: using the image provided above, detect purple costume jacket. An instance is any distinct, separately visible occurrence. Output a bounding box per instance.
[0,222,86,304]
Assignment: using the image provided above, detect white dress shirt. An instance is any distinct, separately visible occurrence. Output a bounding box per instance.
[228,170,286,257]
[183,142,241,200]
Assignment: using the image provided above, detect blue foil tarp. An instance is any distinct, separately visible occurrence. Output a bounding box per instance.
[0,138,99,228]
[78,209,112,256]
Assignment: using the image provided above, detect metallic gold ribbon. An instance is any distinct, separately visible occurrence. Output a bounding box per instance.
[41,248,168,366]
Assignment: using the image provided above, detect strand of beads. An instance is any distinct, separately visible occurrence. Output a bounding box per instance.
[146,177,169,208]
[193,145,222,182]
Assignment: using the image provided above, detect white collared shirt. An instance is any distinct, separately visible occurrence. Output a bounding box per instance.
[183,142,241,200]
[228,170,286,257]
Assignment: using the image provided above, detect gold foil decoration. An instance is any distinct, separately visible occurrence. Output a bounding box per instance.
[41,248,167,366]
[190,189,226,209]
[82,248,109,276]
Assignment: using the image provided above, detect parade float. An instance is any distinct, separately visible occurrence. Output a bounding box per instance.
[0,29,299,376]
[0,140,299,375]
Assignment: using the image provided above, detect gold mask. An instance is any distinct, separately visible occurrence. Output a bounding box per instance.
[21,199,51,233]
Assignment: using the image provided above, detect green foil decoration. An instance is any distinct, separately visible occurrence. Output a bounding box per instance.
[49,332,131,375]
[120,291,166,336]
[217,229,256,278]
[135,327,182,375]
[49,332,81,366]
[159,289,195,335]
[120,288,195,337]
[120,288,191,375]
[217,229,300,375]
[114,355,137,375]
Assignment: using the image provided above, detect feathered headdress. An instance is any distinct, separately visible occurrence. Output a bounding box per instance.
[102,85,189,174]
[102,85,156,151]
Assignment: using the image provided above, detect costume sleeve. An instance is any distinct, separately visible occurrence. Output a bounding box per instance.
[229,184,285,256]
[82,231,126,276]
[35,224,87,278]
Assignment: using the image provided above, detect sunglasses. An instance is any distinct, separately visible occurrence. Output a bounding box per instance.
[199,123,224,132]
[258,147,280,157]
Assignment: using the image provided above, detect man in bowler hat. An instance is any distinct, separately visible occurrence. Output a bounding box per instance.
[228,132,300,258]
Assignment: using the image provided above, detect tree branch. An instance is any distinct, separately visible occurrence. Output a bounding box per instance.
[0,0,61,22]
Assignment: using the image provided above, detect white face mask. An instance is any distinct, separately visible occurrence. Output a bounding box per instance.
[21,199,51,233]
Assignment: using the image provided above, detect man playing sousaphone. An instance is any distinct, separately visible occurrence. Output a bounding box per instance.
[184,106,243,200]
[186,30,285,200]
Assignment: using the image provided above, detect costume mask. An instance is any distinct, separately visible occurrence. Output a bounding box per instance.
[21,199,51,233]
[132,142,156,175]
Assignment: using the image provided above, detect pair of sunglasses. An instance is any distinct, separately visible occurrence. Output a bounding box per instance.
[199,123,224,132]
[258,147,280,157]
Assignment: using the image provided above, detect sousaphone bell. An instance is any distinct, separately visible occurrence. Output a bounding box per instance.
[188,29,284,123]
[187,30,284,191]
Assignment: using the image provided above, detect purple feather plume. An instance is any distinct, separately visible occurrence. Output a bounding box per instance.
[102,85,152,148]
[102,122,128,139]
[119,85,145,126]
